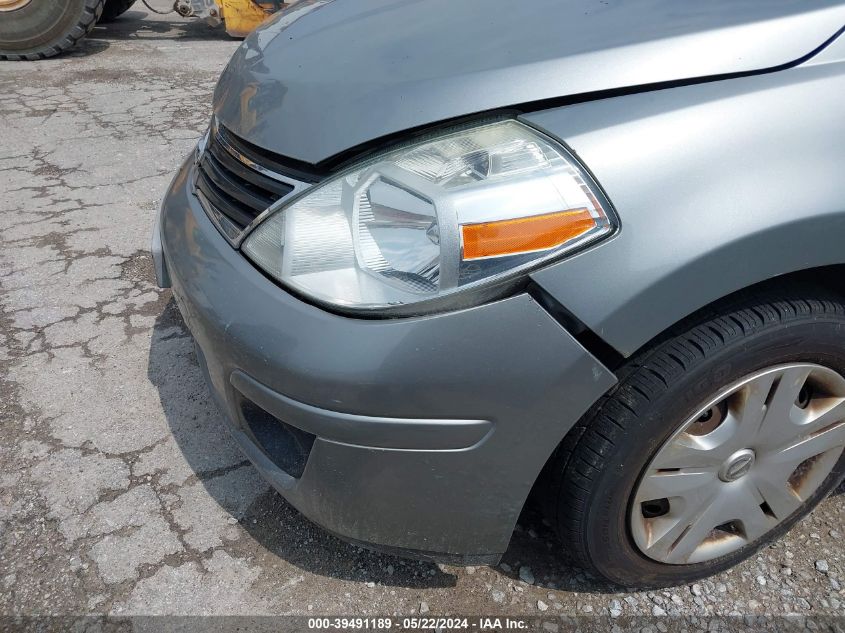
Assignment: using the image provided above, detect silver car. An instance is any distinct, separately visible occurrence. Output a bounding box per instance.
[153,0,845,587]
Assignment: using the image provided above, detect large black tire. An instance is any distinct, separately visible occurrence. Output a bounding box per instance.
[0,0,105,60]
[98,0,137,22]
[544,287,845,587]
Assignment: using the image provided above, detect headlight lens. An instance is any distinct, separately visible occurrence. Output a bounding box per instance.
[242,120,615,313]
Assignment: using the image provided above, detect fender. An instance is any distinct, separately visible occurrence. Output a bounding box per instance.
[522,38,845,358]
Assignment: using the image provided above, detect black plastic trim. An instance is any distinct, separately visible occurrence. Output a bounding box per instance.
[215,120,324,184]
[527,281,626,370]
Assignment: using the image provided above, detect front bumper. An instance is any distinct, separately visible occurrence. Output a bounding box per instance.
[154,156,617,562]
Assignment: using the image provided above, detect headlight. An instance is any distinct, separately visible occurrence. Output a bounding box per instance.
[242,120,616,314]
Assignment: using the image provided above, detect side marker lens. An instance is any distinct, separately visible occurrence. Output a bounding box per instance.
[461,208,596,260]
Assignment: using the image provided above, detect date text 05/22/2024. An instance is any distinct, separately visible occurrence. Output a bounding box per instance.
[307,617,529,630]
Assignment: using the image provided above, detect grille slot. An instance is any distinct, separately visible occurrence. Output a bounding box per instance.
[238,396,316,479]
[194,124,300,242]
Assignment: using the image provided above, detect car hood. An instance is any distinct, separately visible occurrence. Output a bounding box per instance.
[214,0,844,165]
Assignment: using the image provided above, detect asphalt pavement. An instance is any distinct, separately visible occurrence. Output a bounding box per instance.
[1,7,844,627]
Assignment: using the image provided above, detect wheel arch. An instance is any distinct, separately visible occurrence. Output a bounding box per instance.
[536,247,845,373]
[624,262,845,359]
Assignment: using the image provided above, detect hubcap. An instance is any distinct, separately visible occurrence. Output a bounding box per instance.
[0,0,33,12]
[630,363,845,565]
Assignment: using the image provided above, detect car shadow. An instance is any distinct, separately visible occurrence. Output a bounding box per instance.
[147,299,455,589]
[147,297,616,594]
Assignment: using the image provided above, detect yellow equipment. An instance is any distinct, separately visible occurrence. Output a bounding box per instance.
[0,0,288,60]
[215,0,272,37]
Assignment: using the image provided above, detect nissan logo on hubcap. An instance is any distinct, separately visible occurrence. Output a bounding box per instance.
[719,449,756,482]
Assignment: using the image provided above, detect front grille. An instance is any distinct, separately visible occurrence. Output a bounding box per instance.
[194,123,304,243]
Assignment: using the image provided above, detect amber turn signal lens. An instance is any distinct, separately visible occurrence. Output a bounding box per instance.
[461,208,596,260]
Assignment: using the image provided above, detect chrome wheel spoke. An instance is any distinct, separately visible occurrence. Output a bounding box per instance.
[651,494,724,564]
[648,436,725,471]
[737,366,808,449]
[636,468,718,502]
[801,398,845,435]
[748,473,802,520]
[634,469,724,563]
[768,420,845,468]
[766,366,812,419]
[733,484,778,541]
[630,363,845,565]
[733,373,778,444]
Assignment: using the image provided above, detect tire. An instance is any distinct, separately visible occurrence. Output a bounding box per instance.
[545,287,845,587]
[0,0,105,60]
[98,0,136,23]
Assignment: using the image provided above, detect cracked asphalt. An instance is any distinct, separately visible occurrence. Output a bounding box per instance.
[2,8,845,627]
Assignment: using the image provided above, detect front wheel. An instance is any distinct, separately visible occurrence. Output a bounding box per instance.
[545,290,845,587]
[0,0,105,60]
